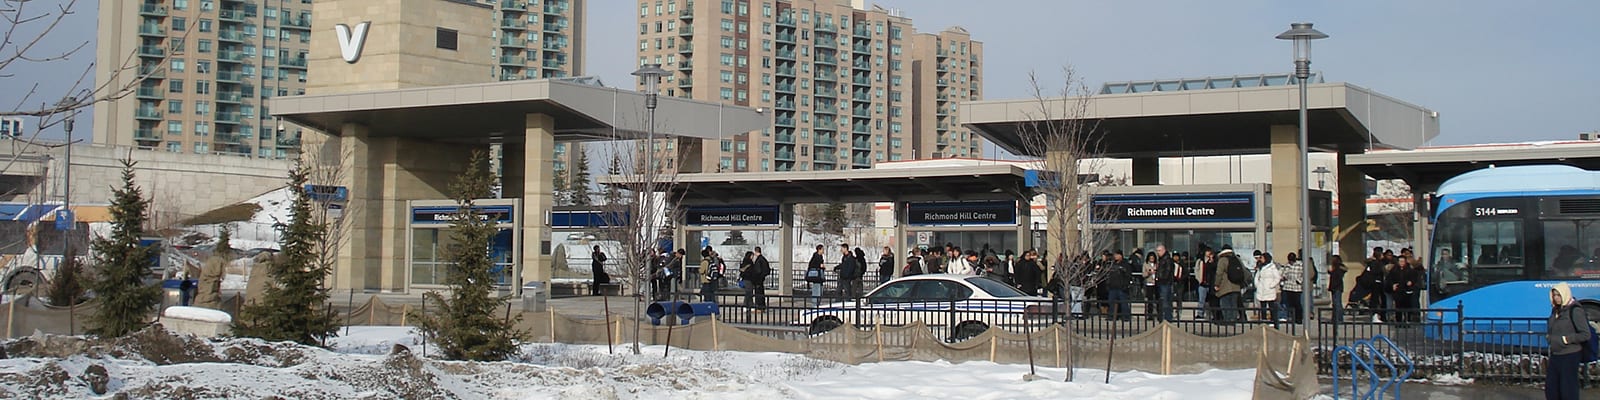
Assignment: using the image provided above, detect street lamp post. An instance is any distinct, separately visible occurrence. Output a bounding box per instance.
[631,64,667,300]
[1312,166,1332,190]
[58,97,78,259]
[1277,22,1327,327]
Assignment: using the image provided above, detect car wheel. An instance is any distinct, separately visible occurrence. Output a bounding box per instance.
[809,316,843,335]
[949,321,989,342]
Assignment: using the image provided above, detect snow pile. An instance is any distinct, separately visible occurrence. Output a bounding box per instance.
[0,326,1269,399]
[161,306,233,323]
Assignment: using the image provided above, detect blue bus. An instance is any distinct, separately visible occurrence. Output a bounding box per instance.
[1425,165,1600,345]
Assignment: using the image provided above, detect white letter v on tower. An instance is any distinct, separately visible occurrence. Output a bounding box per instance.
[335,22,371,64]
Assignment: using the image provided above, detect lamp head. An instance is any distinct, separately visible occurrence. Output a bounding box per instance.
[632,64,669,96]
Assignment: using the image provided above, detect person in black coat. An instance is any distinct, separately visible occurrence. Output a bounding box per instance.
[1014,250,1042,295]
[1104,251,1133,321]
[590,245,610,296]
[877,246,895,285]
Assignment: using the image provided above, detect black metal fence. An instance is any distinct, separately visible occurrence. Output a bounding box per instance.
[656,288,1599,384]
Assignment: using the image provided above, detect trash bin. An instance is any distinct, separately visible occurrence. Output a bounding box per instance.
[521,282,547,312]
[161,279,183,309]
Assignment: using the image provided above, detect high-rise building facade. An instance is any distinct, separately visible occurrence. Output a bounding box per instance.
[636,0,983,172]
[94,0,584,160]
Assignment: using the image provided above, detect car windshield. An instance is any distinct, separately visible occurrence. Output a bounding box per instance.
[964,277,1030,298]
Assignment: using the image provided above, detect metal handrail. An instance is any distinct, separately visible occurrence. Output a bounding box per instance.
[1370,334,1415,399]
[1354,340,1399,399]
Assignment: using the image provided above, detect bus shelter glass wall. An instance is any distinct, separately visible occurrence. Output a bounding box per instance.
[549,230,626,282]
[1103,229,1256,259]
[683,229,780,284]
[411,228,515,286]
[910,231,1021,256]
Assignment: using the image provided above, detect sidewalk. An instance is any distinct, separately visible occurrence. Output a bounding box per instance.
[1319,381,1544,399]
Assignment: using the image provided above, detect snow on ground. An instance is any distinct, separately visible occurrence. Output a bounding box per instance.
[161,306,233,323]
[0,325,1269,399]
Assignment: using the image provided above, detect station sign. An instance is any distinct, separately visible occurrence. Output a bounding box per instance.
[550,210,629,228]
[685,205,780,226]
[907,201,1017,226]
[303,185,349,202]
[1091,193,1255,224]
[411,205,515,225]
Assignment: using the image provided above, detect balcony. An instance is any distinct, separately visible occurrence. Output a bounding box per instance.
[500,0,526,10]
[774,99,795,109]
[853,59,870,70]
[138,46,165,58]
[853,44,871,53]
[219,30,246,42]
[218,51,245,63]
[673,60,694,70]
[543,23,567,32]
[679,7,694,19]
[678,26,694,36]
[936,78,948,87]
[853,156,871,166]
[815,55,837,65]
[500,37,526,47]
[776,49,796,59]
[219,9,245,22]
[215,112,242,124]
[814,121,838,131]
[814,23,836,33]
[499,55,525,65]
[135,128,161,141]
[138,65,165,79]
[816,87,838,98]
[775,151,794,161]
[775,32,795,43]
[815,39,835,49]
[215,132,247,144]
[543,42,565,51]
[279,58,307,69]
[775,117,794,127]
[854,26,872,37]
[813,152,837,163]
[677,77,692,87]
[542,59,564,69]
[677,43,693,54]
[138,25,165,37]
[775,83,796,93]
[216,91,243,103]
[851,108,869,118]
[937,62,948,72]
[775,66,795,77]
[775,132,794,143]
[136,87,162,99]
[777,14,795,26]
[140,4,168,16]
[277,134,301,147]
[216,70,243,82]
[135,109,163,120]
[851,76,870,86]
[501,19,527,29]
[280,18,311,30]
[852,92,869,102]
[545,3,570,14]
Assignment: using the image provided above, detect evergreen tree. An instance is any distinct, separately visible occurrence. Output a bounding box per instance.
[569,148,592,206]
[234,161,339,346]
[86,159,161,337]
[552,171,571,206]
[46,245,87,307]
[411,152,526,361]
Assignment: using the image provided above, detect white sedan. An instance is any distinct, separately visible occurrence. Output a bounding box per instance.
[797,274,1059,341]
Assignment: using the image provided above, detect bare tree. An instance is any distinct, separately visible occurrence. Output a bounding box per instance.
[300,149,359,302]
[596,137,688,355]
[1014,67,1117,382]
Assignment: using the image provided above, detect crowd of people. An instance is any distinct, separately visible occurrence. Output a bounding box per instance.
[629,240,1441,326]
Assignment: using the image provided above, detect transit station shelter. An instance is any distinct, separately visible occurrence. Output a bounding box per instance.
[602,164,1039,293]
[961,74,1439,273]
[270,0,766,292]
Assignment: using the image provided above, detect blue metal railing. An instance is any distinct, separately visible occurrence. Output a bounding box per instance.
[1331,345,1380,400]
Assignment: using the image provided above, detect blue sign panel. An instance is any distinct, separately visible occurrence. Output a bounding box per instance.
[411,205,516,225]
[54,209,74,231]
[303,185,349,202]
[685,205,781,226]
[907,201,1017,226]
[550,210,629,228]
[1091,192,1255,224]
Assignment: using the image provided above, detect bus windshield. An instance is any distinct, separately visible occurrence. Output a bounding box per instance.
[1431,196,1600,299]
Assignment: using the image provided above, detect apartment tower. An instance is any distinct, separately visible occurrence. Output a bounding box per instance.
[94,0,584,160]
[636,0,983,172]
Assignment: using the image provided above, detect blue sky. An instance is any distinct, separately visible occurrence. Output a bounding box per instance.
[6,0,1597,146]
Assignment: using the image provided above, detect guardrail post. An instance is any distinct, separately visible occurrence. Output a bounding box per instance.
[1455,300,1465,380]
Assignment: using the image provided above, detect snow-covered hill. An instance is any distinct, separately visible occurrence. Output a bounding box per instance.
[0,326,1264,399]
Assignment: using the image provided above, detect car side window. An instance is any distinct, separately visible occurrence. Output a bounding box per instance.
[868,281,917,304]
[910,281,949,301]
[938,281,973,300]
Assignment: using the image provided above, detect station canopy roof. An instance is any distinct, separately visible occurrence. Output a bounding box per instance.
[961,75,1439,158]
[600,164,1038,206]
[270,78,769,144]
[1346,140,1600,191]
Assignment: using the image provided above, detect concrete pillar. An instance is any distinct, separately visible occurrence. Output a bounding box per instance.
[893,201,908,279]
[779,203,794,294]
[1043,150,1079,271]
[1269,125,1304,256]
[1015,198,1030,257]
[1336,152,1367,293]
[335,122,376,291]
[1132,156,1160,185]
[521,114,556,286]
